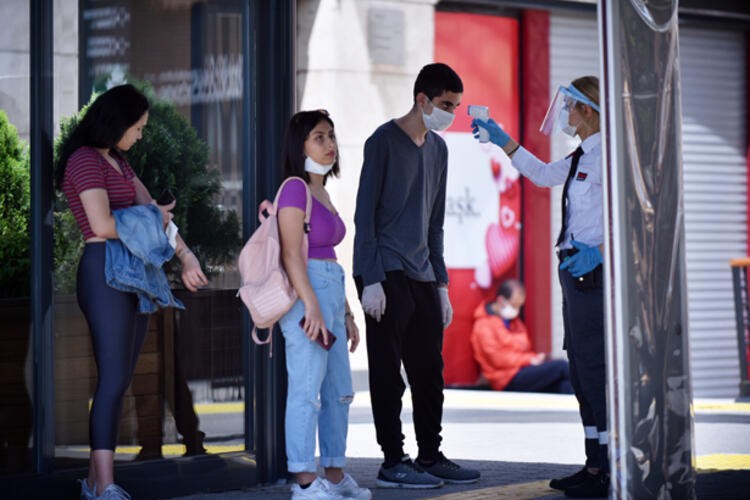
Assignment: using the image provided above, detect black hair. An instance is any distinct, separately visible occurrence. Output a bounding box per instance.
[55,84,149,189]
[413,62,463,101]
[280,110,340,184]
[496,279,525,300]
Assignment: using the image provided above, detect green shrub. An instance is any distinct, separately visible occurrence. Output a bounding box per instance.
[0,111,30,298]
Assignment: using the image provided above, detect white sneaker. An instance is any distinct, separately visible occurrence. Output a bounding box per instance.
[325,473,372,500]
[95,484,131,499]
[291,477,343,499]
[78,478,95,500]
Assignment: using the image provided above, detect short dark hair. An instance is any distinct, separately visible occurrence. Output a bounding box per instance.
[56,84,149,189]
[413,63,463,101]
[280,110,340,184]
[497,279,524,300]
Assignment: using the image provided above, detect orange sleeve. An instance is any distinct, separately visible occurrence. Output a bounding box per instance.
[472,318,533,371]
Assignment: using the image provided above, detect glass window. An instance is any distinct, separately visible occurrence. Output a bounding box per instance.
[53,0,246,468]
[0,0,32,476]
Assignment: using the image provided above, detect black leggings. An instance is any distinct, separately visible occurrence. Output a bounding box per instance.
[77,243,150,451]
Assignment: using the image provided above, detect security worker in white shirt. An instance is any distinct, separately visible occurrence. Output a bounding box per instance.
[472,76,608,499]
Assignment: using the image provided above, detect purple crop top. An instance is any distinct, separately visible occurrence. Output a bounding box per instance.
[277,178,346,260]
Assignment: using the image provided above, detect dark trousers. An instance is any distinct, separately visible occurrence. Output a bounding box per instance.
[505,359,574,394]
[355,271,444,465]
[558,261,608,471]
[77,243,150,450]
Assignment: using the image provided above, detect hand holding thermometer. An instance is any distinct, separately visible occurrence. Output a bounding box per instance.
[468,105,490,143]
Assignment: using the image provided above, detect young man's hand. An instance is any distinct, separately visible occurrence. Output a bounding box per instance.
[362,282,386,322]
[438,287,453,327]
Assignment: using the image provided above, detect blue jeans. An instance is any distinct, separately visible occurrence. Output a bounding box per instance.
[279,260,353,473]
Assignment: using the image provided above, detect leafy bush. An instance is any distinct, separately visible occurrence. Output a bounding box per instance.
[126,84,241,271]
[0,111,30,298]
[53,82,241,291]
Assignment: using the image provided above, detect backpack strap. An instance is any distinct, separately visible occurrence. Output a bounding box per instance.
[251,327,273,357]
[273,176,312,232]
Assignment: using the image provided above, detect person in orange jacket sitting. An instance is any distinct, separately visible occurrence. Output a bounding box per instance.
[471,279,573,394]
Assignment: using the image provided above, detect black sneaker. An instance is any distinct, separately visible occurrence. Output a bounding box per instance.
[417,452,481,484]
[549,466,591,490]
[564,471,609,498]
[376,455,443,489]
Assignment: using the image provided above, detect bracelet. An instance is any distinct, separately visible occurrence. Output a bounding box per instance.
[176,247,192,259]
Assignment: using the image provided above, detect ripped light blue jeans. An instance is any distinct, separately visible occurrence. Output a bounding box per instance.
[279,260,354,473]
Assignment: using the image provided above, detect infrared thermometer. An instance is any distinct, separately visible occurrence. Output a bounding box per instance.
[468,105,490,143]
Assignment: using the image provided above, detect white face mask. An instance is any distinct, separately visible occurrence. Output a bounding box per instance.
[499,304,519,320]
[560,108,578,137]
[304,156,334,176]
[422,99,455,131]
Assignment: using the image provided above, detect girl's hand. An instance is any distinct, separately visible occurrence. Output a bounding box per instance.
[153,199,176,228]
[179,251,209,291]
[301,305,328,346]
[345,313,360,353]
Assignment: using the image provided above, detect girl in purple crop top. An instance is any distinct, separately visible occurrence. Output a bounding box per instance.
[277,177,346,260]
[274,110,370,499]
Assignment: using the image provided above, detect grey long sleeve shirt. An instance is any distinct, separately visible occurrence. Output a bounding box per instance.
[353,120,449,286]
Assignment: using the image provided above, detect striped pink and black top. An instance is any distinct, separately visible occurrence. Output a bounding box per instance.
[62,146,137,240]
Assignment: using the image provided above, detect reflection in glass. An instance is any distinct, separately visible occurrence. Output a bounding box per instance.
[53,0,246,467]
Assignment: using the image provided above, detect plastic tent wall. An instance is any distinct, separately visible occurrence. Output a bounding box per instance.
[600,0,696,498]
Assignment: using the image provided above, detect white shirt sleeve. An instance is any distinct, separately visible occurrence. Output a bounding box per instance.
[511,146,572,188]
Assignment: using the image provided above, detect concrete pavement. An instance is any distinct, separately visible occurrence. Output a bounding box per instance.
[169,389,750,499]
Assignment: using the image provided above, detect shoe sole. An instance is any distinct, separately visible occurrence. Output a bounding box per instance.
[376,478,444,489]
[440,476,481,485]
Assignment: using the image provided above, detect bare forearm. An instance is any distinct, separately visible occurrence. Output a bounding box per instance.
[282,251,318,308]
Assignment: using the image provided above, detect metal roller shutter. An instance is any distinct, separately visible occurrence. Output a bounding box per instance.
[681,27,746,397]
[548,14,747,397]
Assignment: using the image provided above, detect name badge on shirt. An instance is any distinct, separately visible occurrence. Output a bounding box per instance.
[575,171,588,182]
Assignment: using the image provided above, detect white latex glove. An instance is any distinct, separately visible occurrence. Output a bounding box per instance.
[362,282,386,322]
[438,287,453,328]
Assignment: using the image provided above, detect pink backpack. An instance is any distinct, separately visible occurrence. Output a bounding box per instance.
[237,177,311,353]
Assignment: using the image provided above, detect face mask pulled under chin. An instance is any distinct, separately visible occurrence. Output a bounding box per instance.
[422,100,455,131]
[304,156,334,175]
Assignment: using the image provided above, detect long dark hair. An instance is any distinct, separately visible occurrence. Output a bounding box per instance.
[280,110,340,184]
[55,84,150,189]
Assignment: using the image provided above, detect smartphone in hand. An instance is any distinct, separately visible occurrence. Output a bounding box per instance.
[299,318,336,350]
[157,189,175,205]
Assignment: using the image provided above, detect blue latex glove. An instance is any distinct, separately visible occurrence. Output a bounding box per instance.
[559,240,603,277]
[471,118,510,147]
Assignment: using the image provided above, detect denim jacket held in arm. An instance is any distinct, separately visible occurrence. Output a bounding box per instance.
[105,204,185,313]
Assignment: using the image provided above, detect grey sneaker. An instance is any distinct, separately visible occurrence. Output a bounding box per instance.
[376,456,444,489]
[78,478,95,500]
[416,453,481,484]
[96,484,131,499]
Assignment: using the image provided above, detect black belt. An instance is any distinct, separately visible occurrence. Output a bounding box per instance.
[557,248,578,261]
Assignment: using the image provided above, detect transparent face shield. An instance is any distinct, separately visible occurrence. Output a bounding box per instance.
[540,85,600,136]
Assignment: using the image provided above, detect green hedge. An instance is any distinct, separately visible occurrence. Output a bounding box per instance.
[0,111,30,298]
